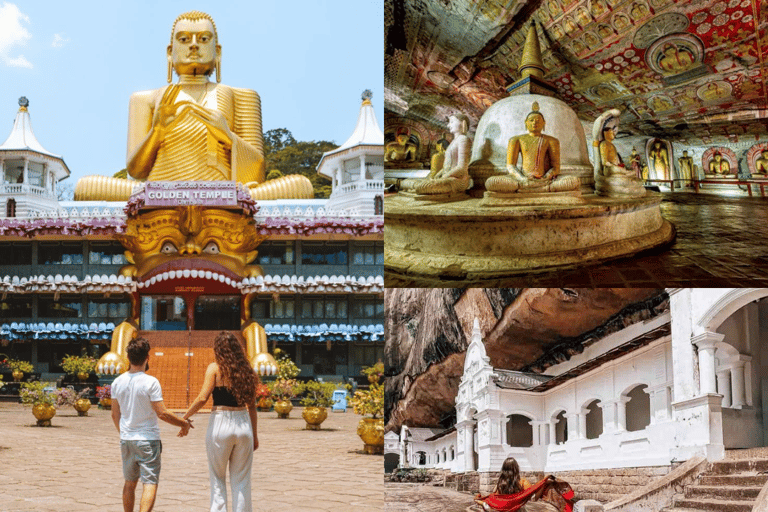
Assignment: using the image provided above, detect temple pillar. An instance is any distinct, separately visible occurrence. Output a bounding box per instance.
[22,157,28,186]
[566,413,579,441]
[601,400,617,433]
[730,359,747,409]
[716,370,732,408]
[616,397,630,432]
[692,332,723,395]
[549,421,556,445]
[578,412,587,440]
[359,155,367,183]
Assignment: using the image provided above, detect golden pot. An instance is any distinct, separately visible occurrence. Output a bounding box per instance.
[257,397,273,411]
[74,398,91,416]
[367,374,380,384]
[357,417,384,454]
[302,406,328,430]
[77,372,89,382]
[11,369,23,382]
[274,400,293,419]
[100,398,112,410]
[32,403,56,427]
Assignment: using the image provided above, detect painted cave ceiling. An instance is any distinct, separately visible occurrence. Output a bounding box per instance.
[385,0,768,145]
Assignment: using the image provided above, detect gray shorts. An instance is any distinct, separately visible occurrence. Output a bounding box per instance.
[121,440,162,484]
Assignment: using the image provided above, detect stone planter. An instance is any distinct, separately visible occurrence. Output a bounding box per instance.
[32,403,56,426]
[76,372,89,382]
[357,417,384,454]
[74,398,91,416]
[11,370,23,382]
[274,400,293,419]
[302,406,328,430]
[257,397,273,411]
[367,374,380,385]
[100,398,112,410]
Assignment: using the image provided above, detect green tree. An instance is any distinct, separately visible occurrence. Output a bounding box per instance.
[266,169,284,181]
[264,128,335,198]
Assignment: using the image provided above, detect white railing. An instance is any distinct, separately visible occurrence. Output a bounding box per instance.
[0,183,54,198]
[335,180,385,194]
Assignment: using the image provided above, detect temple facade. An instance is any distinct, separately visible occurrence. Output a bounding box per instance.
[0,97,383,402]
[390,289,768,492]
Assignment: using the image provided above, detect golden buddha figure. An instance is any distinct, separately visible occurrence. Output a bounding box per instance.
[678,150,694,185]
[649,140,670,180]
[428,138,449,178]
[592,109,645,197]
[709,151,730,175]
[399,114,471,197]
[385,127,418,164]
[630,147,643,179]
[75,11,312,201]
[755,149,768,175]
[484,102,580,195]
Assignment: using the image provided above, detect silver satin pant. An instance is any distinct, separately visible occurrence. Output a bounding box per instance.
[206,409,253,512]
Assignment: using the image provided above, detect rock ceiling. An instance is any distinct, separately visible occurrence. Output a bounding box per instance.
[385,0,768,145]
[385,288,668,430]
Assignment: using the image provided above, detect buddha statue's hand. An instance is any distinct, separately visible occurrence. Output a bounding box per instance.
[176,102,234,147]
[152,84,183,135]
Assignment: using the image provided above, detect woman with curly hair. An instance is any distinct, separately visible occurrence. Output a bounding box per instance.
[495,457,531,495]
[183,331,259,512]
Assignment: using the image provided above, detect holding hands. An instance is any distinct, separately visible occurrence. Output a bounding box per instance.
[178,418,194,438]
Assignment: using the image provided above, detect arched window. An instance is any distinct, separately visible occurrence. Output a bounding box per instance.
[450,446,455,460]
[625,384,651,432]
[6,198,15,218]
[584,399,603,440]
[506,414,533,447]
[555,411,568,444]
[417,451,426,465]
[374,195,383,215]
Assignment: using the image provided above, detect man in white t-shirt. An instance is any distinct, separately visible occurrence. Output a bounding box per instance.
[111,337,193,512]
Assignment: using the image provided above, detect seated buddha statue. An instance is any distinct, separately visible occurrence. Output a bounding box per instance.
[385,128,418,166]
[484,102,580,200]
[592,109,645,197]
[399,114,471,197]
[74,11,313,201]
[755,150,768,176]
[428,138,449,178]
[709,152,730,175]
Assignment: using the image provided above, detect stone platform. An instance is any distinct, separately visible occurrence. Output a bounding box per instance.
[384,192,674,282]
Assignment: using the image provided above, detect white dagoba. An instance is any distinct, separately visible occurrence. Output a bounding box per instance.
[316,90,384,215]
[0,97,70,217]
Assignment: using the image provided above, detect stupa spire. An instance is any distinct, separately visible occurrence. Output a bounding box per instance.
[519,21,544,80]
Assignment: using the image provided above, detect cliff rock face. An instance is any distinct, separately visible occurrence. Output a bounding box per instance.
[385,288,667,432]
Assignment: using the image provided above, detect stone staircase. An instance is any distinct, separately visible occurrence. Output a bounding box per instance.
[664,448,768,511]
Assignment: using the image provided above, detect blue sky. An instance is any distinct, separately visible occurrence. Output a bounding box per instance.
[0,1,383,186]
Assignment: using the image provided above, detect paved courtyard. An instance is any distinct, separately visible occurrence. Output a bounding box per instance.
[0,402,383,512]
[385,483,477,512]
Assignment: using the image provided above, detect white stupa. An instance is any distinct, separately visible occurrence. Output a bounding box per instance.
[0,97,70,217]
[316,90,384,215]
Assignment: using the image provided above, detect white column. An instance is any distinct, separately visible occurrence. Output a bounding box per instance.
[716,370,732,407]
[692,332,723,395]
[616,396,630,432]
[566,413,579,441]
[359,155,367,183]
[578,411,587,440]
[549,421,557,445]
[22,157,28,185]
[647,386,666,424]
[601,400,617,433]
[730,360,746,409]
[464,422,475,471]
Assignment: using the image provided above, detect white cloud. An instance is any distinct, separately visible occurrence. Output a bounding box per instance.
[0,2,33,68]
[52,33,69,49]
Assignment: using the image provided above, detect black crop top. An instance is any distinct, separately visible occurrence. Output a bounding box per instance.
[212,386,241,407]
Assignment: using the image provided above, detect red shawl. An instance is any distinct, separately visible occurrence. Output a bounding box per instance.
[475,476,574,512]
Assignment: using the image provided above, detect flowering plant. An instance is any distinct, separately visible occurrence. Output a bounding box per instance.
[19,382,56,407]
[298,380,345,408]
[270,378,297,400]
[349,383,384,419]
[2,358,33,373]
[255,383,272,400]
[60,355,97,376]
[361,362,384,380]
[55,386,91,407]
[96,385,111,400]
[275,352,301,380]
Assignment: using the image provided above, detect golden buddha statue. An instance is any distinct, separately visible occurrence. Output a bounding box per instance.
[484,103,580,195]
[75,11,312,201]
[629,147,643,179]
[428,138,449,178]
[709,151,730,175]
[399,114,471,197]
[755,149,768,175]
[649,140,670,180]
[592,110,645,197]
[678,150,694,185]
[385,128,418,164]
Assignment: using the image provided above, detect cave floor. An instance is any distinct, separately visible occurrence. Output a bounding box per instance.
[385,482,478,512]
[385,191,768,288]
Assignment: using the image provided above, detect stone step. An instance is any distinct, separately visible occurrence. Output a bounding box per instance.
[685,485,763,501]
[726,447,768,460]
[700,474,768,486]
[707,458,768,474]
[672,498,754,512]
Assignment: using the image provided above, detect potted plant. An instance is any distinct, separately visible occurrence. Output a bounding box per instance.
[56,386,93,416]
[362,361,384,384]
[19,381,57,426]
[297,380,338,430]
[3,358,34,382]
[271,379,297,418]
[256,382,273,411]
[96,385,111,409]
[61,355,97,381]
[349,382,384,454]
